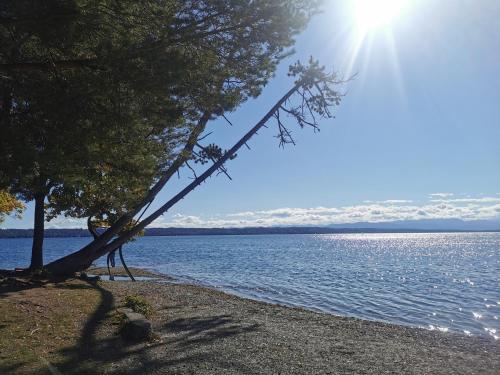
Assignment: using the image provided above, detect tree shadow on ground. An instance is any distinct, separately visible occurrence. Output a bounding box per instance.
[0,274,50,297]
[1,275,261,374]
[50,284,260,374]
[165,315,260,348]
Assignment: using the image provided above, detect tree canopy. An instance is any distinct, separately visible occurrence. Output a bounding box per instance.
[0,0,339,272]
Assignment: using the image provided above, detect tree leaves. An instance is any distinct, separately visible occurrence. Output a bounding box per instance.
[0,189,25,224]
[0,1,324,266]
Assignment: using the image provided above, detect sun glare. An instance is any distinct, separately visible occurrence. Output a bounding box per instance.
[354,0,408,34]
[341,0,411,102]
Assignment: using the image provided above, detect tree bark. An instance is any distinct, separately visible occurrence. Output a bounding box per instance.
[29,193,45,270]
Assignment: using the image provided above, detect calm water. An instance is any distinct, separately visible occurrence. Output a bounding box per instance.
[1,232,499,339]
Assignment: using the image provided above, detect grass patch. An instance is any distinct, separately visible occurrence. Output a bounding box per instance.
[124,295,153,317]
[0,278,110,374]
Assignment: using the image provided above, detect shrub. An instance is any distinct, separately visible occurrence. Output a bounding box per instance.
[124,295,153,317]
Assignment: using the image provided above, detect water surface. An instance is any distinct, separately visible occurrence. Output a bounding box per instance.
[1,232,498,339]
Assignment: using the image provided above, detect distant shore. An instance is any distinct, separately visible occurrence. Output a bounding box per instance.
[1,225,499,239]
[2,267,498,374]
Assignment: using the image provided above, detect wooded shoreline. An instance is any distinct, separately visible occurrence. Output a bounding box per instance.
[2,226,499,238]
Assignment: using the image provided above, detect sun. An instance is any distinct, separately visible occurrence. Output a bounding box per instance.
[354,0,409,34]
[342,0,411,90]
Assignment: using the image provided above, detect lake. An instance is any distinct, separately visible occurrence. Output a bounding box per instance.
[1,232,499,339]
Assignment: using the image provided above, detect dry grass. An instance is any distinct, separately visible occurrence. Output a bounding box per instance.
[0,277,116,374]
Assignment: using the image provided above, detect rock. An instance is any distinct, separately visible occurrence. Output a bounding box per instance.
[121,310,152,341]
[116,307,133,314]
[79,272,101,282]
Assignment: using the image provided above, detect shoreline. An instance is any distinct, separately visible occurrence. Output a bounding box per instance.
[2,228,499,239]
[103,278,500,374]
[92,266,499,342]
[1,271,498,374]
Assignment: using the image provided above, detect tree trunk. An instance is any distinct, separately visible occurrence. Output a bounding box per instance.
[29,193,45,270]
[44,111,213,274]
[87,217,99,240]
[46,83,301,276]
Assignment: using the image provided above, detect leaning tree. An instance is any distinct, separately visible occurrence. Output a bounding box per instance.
[1,0,324,269]
[45,59,346,275]
[0,1,346,273]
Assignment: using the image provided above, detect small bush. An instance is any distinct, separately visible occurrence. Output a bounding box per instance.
[124,295,153,317]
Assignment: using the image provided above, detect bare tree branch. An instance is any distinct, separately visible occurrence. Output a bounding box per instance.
[185,161,197,179]
[221,114,233,127]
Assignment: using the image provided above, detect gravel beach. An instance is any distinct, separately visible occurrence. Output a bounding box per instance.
[99,278,499,374]
[1,269,498,374]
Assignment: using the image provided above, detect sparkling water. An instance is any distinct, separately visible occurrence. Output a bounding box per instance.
[1,232,498,339]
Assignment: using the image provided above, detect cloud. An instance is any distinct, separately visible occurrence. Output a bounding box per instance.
[380,199,413,204]
[363,199,413,204]
[429,197,500,204]
[45,216,86,229]
[152,196,500,228]
[429,193,454,198]
[44,195,500,229]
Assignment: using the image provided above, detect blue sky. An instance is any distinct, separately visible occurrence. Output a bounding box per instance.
[3,0,500,229]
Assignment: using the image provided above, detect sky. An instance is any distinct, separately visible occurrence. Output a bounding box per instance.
[3,0,500,229]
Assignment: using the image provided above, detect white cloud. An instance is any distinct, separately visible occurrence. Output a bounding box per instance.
[363,199,413,204]
[45,216,86,229]
[43,195,500,229]
[380,199,413,204]
[429,193,454,198]
[152,196,500,228]
[430,197,500,204]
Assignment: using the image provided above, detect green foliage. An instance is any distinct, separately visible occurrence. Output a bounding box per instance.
[0,0,323,265]
[193,143,237,165]
[124,295,153,317]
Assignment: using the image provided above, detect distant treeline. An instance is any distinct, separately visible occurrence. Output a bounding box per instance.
[0,226,490,239]
[0,229,91,238]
